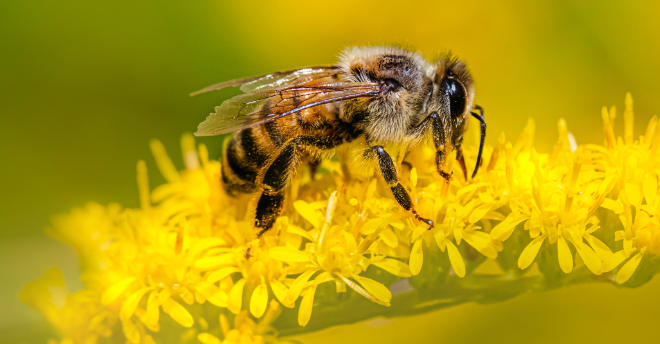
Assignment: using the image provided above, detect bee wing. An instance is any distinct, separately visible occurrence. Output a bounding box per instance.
[190,66,341,96]
[194,82,380,137]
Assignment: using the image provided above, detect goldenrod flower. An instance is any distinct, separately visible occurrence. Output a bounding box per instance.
[22,94,660,343]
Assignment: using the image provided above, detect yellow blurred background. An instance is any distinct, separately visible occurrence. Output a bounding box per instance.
[2,1,659,343]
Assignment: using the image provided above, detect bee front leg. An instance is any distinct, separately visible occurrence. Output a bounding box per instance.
[370,145,434,228]
[428,112,453,183]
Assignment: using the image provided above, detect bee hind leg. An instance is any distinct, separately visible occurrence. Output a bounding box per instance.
[370,145,434,229]
[255,143,297,237]
[255,191,285,237]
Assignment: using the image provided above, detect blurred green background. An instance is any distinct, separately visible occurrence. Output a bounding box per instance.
[2,0,659,343]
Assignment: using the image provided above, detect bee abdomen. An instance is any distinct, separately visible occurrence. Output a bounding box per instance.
[221,127,273,196]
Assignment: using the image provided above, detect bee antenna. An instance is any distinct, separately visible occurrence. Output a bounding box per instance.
[470,106,486,179]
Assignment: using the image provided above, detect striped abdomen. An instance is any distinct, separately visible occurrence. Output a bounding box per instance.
[222,122,279,196]
[221,103,333,196]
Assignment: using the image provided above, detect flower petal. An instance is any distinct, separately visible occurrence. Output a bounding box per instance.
[372,258,412,277]
[491,214,529,241]
[120,287,152,320]
[603,250,627,272]
[293,200,323,227]
[190,238,226,258]
[643,175,657,206]
[298,284,318,327]
[446,241,466,277]
[284,269,318,305]
[146,290,159,326]
[270,280,292,307]
[269,246,310,263]
[101,277,135,305]
[197,333,222,344]
[462,231,498,259]
[360,218,384,235]
[250,283,268,318]
[469,204,491,224]
[163,298,194,327]
[557,236,573,273]
[194,253,235,270]
[574,241,602,275]
[625,183,642,207]
[518,235,546,270]
[121,318,140,344]
[353,275,392,305]
[409,239,423,276]
[206,267,241,283]
[434,230,446,251]
[228,278,246,314]
[379,226,399,248]
[584,234,614,260]
[616,247,646,284]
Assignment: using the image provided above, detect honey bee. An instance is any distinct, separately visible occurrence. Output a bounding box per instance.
[193,46,486,236]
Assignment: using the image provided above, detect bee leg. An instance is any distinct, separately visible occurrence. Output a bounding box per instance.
[455,146,469,181]
[255,192,285,237]
[425,113,452,183]
[308,158,322,181]
[371,145,434,229]
[469,108,487,179]
[255,143,297,237]
[255,136,334,236]
[435,149,453,183]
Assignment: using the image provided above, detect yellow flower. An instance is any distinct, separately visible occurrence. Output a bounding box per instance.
[20,269,115,344]
[197,301,283,344]
[268,192,395,326]
[23,93,660,343]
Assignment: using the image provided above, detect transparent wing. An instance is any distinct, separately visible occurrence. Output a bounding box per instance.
[195,82,380,136]
[190,66,341,96]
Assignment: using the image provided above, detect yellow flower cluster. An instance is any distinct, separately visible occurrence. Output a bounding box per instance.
[22,94,660,343]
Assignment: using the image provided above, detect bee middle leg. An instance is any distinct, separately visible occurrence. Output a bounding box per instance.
[370,145,434,228]
[454,140,469,181]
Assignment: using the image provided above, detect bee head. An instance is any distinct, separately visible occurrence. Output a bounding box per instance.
[427,54,475,124]
[339,46,429,142]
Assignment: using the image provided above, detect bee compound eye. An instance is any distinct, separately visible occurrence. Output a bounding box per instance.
[441,78,466,118]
